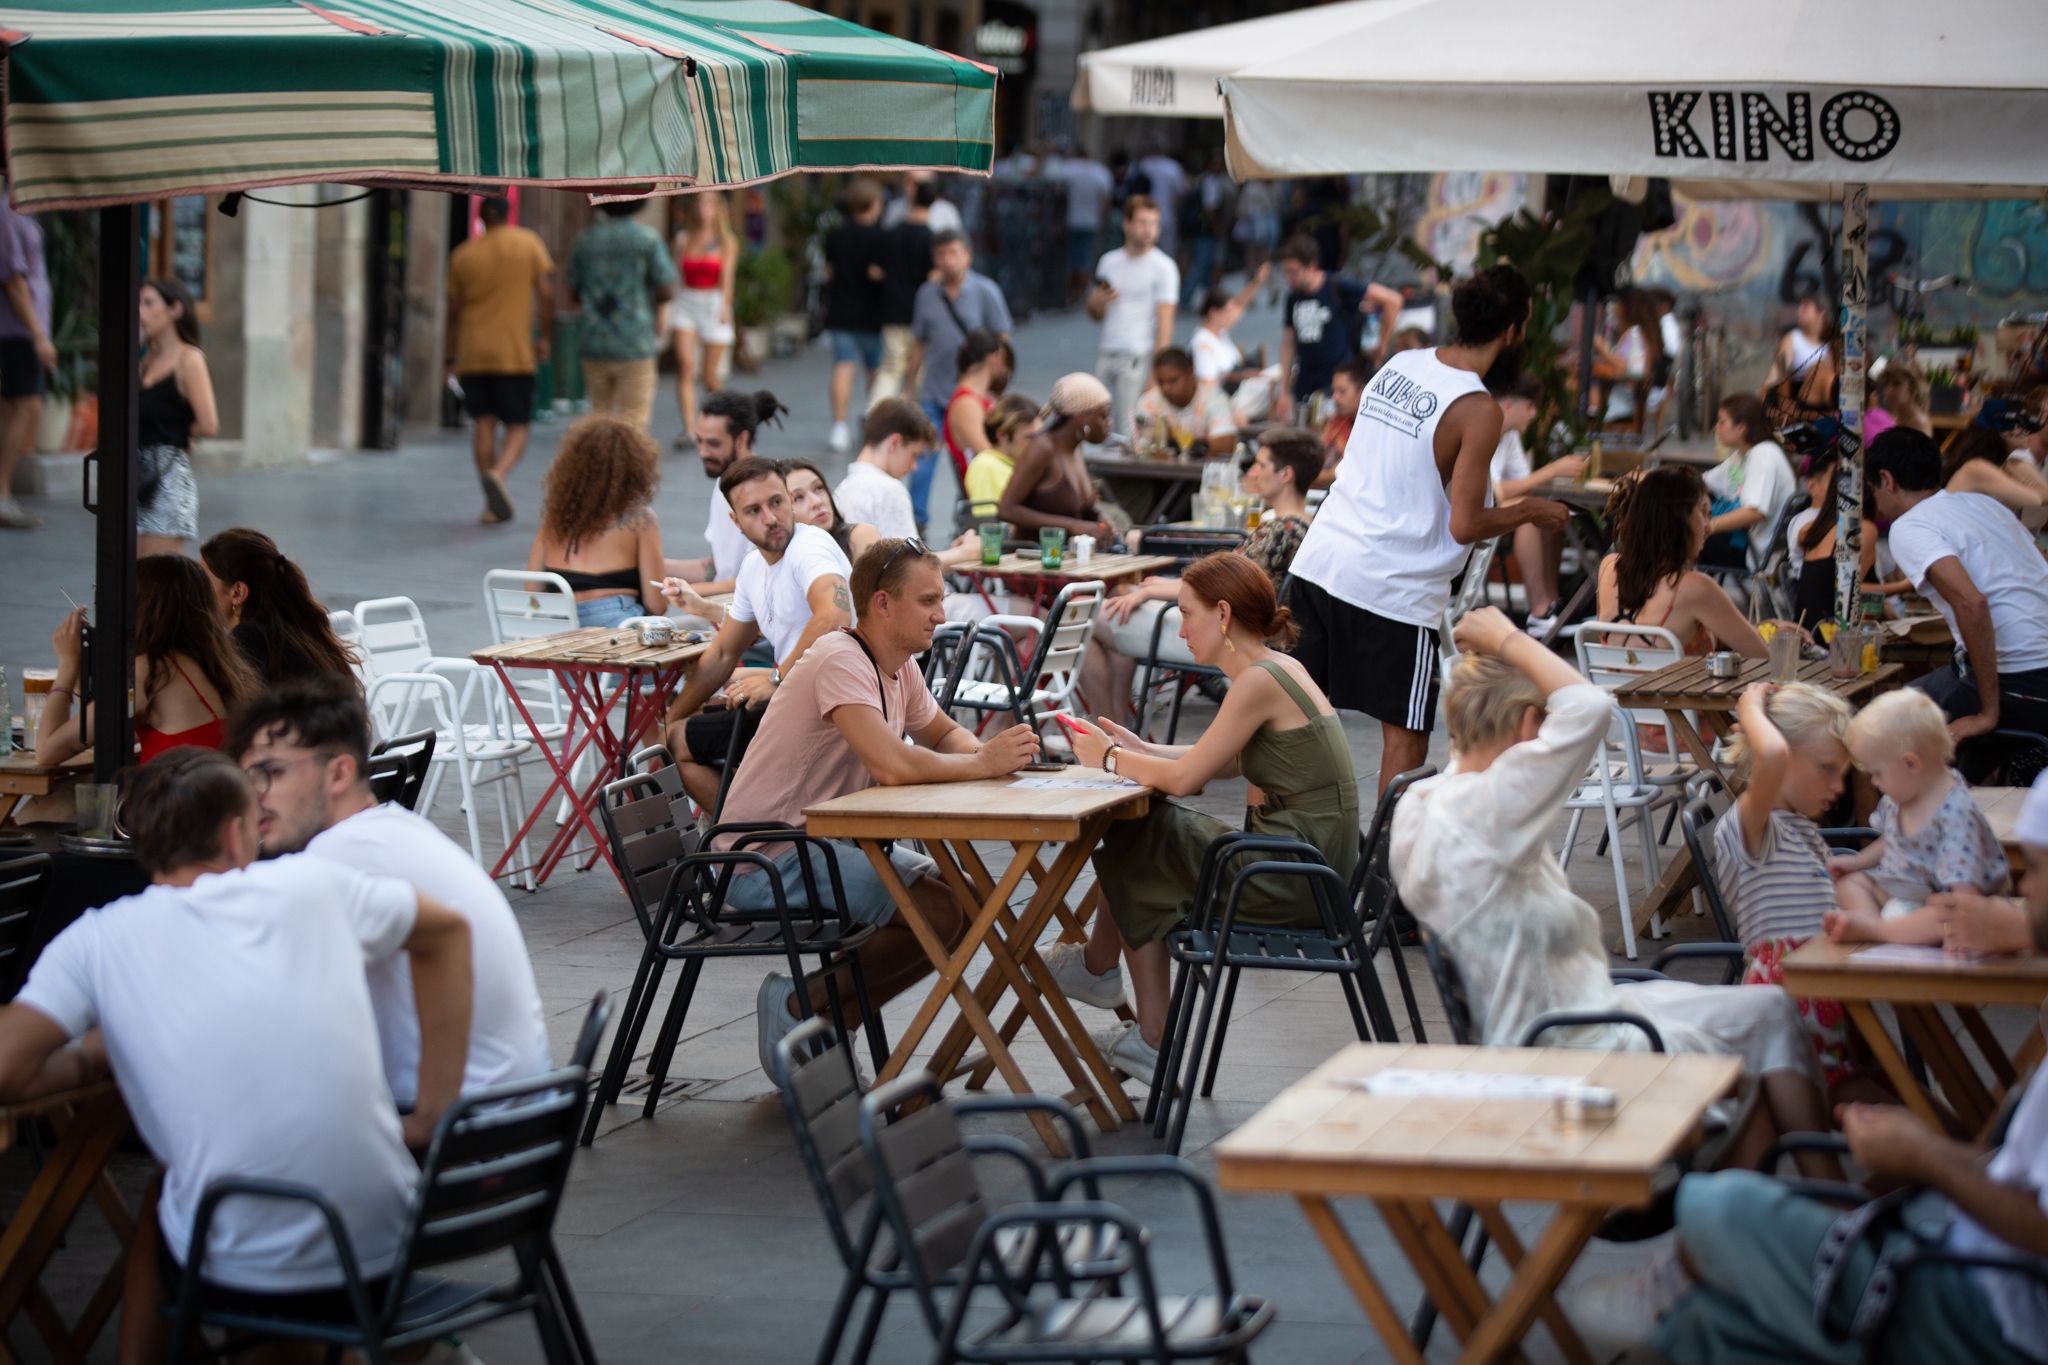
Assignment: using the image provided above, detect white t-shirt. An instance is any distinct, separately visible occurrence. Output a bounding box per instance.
[833,459,917,540]
[1057,159,1115,231]
[1190,326,1242,384]
[1490,428,1532,490]
[1703,440,1797,572]
[307,803,551,1109]
[730,521,853,664]
[882,195,961,236]
[705,493,750,582]
[1889,490,2048,673]
[16,856,419,1291]
[1289,347,1491,628]
[1604,327,1649,422]
[1946,1055,2048,1355]
[1096,246,1179,357]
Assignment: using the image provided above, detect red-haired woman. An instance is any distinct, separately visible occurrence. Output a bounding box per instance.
[1054,553,1359,1077]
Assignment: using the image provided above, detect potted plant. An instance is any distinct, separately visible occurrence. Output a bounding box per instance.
[1924,362,1965,415]
[731,246,796,371]
[37,212,98,453]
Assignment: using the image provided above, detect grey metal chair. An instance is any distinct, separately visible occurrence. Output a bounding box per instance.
[857,1071,1274,1364]
[167,994,609,1365]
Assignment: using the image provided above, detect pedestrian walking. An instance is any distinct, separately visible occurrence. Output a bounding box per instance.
[1053,150,1115,305]
[669,191,738,452]
[824,179,888,453]
[445,196,554,525]
[871,182,936,406]
[0,188,54,530]
[908,231,1011,528]
[1088,196,1179,441]
[1287,264,1568,795]
[566,202,676,434]
[136,278,217,556]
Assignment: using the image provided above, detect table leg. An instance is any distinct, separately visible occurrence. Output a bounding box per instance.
[0,1093,130,1350]
[1473,1205,1598,1365]
[1375,1199,1483,1346]
[1955,1004,2019,1091]
[967,874,1128,1091]
[1845,1000,1956,1135]
[1456,1205,1602,1365]
[1628,847,1699,955]
[487,661,620,886]
[1897,1004,1995,1134]
[1295,1196,1426,1365]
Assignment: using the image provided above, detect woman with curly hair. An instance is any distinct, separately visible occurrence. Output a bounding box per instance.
[200,527,357,683]
[1595,464,1768,658]
[526,417,669,627]
[38,554,258,765]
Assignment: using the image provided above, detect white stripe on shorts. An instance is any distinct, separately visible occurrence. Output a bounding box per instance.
[1408,628,1435,731]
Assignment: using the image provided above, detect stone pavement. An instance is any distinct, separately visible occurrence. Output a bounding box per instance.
[3,290,1688,1364]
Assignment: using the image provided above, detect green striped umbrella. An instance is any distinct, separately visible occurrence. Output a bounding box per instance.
[0,0,998,210]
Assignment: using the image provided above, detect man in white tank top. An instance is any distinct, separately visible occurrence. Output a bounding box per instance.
[1288,265,1569,794]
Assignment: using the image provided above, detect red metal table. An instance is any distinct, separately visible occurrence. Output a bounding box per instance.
[471,627,707,890]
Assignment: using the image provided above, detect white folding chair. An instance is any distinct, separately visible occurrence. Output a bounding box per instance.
[480,571,579,745]
[1558,695,1686,960]
[1575,621,1695,772]
[364,670,535,890]
[947,581,1107,746]
[328,609,371,689]
[1437,537,1501,684]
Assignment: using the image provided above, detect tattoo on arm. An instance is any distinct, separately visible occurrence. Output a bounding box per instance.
[830,579,853,617]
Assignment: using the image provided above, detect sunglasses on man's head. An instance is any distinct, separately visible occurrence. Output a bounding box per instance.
[879,537,930,580]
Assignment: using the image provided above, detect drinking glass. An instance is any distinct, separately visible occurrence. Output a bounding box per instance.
[1038,526,1066,570]
[75,783,119,839]
[978,522,1005,567]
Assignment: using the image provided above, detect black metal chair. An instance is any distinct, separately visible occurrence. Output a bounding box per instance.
[579,772,888,1145]
[167,993,609,1365]
[858,1071,1274,1364]
[772,1016,1129,1365]
[1122,527,1253,741]
[366,730,435,811]
[0,853,51,1002]
[1143,767,1430,1153]
[1959,726,2048,788]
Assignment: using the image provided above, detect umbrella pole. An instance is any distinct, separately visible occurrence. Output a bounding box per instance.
[1834,183,1870,625]
[92,205,139,784]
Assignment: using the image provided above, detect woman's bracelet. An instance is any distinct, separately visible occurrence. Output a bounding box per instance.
[45,687,72,703]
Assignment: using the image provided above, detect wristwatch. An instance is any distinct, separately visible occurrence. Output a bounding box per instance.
[1104,743,1121,776]
[770,667,782,687]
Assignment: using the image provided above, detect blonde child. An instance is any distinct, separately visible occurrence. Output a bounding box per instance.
[962,392,1037,517]
[1714,682,1860,1085]
[1823,689,2011,946]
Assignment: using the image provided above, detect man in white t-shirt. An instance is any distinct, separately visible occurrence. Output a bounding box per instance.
[1868,427,2048,751]
[1288,265,1569,795]
[661,458,854,811]
[1606,771,2048,1362]
[1703,397,1797,575]
[665,387,786,596]
[0,749,473,1316]
[833,397,933,540]
[1087,196,1179,438]
[227,676,552,1109]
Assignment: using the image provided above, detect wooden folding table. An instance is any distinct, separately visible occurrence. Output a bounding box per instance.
[0,752,91,828]
[1781,938,2048,1139]
[804,774,1150,1153]
[0,1081,134,1361]
[1614,654,1901,942]
[1215,1043,1740,1365]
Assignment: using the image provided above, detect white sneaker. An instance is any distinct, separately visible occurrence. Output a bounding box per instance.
[1565,1244,1692,1352]
[1041,941,1127,1010]
[827,421,852,453]
[756,972,801,1079]
[1102,1021,1160,1081]
[0,498,39,530]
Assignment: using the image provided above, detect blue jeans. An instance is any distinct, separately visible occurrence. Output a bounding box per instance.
[1182,234,1218,307]
[1654,1171,2026,1364]
[830,329,882,369]
[724,839,936,926]
[909,397,950,527]
[576,593,643,628]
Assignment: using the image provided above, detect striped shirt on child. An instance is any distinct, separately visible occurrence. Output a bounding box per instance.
[1712,807,1834,946]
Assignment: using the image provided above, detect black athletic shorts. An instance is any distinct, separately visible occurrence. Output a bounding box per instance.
[458,372,536,426]
[0,337,47,399]
[157,1227,386,1322]
[682,701,764,769]
[1287,575,1441,733]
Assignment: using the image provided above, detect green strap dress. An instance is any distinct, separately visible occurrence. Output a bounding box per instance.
[1093,659,1360,947]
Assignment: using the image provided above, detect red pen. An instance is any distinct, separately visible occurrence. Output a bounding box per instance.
[1053,713,1086,735]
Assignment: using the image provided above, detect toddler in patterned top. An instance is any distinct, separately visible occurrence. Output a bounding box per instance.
[1824,688,2012,946]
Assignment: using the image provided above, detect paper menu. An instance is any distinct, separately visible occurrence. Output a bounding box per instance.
[1357,1069,1592,1100]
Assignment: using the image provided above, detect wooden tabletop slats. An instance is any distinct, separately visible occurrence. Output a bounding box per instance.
[1613,655,1901,710]
[470,626,711,669]
[805,776,1150,842]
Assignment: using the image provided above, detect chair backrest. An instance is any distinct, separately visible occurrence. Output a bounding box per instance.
[1354,764,1435,928]
[1136,525,1248,567]
[771,1015,872,1273]
[0,854,50,1003]
[1679,785,1742,943]
[352,597,438,681]
[857,1073,989,1328]
[482,570,581,644]
[568,991,611,1071]
[1416,922,1479,1046]
[1027,580,1107,703]
[362,670,461,746]
[328,610,372,687]
[367,730,436,810]
[1576,620,1686,734]
[598,773,701,941]
[1435,539,1502,679]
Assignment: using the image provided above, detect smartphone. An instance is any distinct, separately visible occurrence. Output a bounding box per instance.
[1021,761,1068,772]
[1094,276,1113,291]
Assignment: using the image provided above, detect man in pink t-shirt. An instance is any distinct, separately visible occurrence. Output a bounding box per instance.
[719,537,1040,1073]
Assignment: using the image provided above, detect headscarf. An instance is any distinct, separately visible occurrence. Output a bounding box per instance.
[1040,372,1112,427]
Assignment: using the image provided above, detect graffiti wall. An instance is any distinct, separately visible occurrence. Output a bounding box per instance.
[1631,194,2048,390]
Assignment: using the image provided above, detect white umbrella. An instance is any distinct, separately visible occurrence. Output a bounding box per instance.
[1074,0,1432,119]
[1219,0,2048,617]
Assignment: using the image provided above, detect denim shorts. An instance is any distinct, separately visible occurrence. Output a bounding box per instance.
[830,329,883,369]
[724,839,935,926]
[576,593,643,629]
